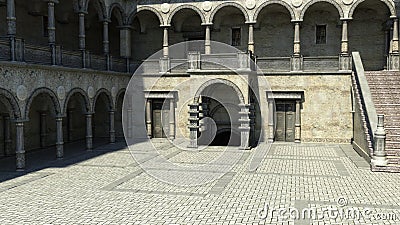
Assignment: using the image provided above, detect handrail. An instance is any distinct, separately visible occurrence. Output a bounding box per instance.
[352,52,378,135]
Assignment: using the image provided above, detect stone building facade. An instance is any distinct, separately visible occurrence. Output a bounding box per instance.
[0,0,399,171]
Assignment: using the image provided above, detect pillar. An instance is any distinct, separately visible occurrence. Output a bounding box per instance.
[169,98,175,140]
[78,11,86,68]
[56,116,63,158]
[291,21,302,71]
[268,99,274,142]
[392,18,399,54]
[39,111,47,148]
[47,0,57,65]
[6,0,16,61]
[146,99,152,138]
[3,115,12,156]
[103,20,111,70]
[67,109,73,142]
[162,25,169,57]
[86,113,93,150]
[188,103,199,148]
[295,100,301,143]
[239,104,251,150]
[204,24,212,54]
[247,22,255,54]
[389,18,400,70]
[371,115,388,167]
[339,19,351,70]
[15,121,25,171]
[109,110,115,143]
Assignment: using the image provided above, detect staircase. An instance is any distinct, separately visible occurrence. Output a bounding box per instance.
[365,71,400,170]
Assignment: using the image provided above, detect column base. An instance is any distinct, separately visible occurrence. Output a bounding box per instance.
[339,54,352,71]
[388,53,400,71]
[290,55,303,71]
[371,156,388,167]
[16,151,25,171]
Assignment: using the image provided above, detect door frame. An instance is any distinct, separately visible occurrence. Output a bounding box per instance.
[267,91,304,143]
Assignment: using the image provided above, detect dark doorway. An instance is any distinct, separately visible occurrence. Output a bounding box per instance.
[275,101,296,142]
[152,100,168,138]
[210,130,240,146]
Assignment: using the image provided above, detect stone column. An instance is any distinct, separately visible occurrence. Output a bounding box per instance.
[249,104,256,147]
[103,20,111,71]
[188,103,199,148]
[15,121,25,171]
[204,24,212,54]
[268,99,274,142]
[145,99,152,138]
[247,22,255,53]
[67,109,73,142]
[389,18,400,70]
[291,21,302,71]
[3,115,12,156]
[7,0,16,61]
[295,100,301,143]
[162,25,169,57]
[109,110,115,143]
[86,113,93,150]
[56,116,63,158]
[371,115,388,167]
[169,98,175,140]
[239,104,251,150]
[78,11,87,68]
[39,111,47,148]
[339,19,351,70]
[47,0,57,65]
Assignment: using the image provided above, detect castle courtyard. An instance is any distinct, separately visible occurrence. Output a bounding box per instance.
[0,140,399,224]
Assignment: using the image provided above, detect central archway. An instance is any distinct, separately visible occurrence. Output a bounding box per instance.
[194,79,245,147]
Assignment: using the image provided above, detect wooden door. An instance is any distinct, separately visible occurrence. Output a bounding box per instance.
[275,102,296,142]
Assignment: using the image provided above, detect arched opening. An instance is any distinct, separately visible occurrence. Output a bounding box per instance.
[65,92,88,146]
[115,91,125,140]
[93,92,111,141]
[0,97,16,158]
[131,10,163,64]
[210,130,240,146]
[169,8,204,53]
[109,7,122,57]
[55,0,79,51]
[85,0,104,55]
[25,93,58,152]
[0,2,7,36]
[197,82,242,147]
[212,6,248,52]
[15,0,48,46]
[349,0,391,70]
[254,4,293,57]
[302,2,341,56]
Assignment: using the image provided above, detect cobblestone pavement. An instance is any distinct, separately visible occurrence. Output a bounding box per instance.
[0,140,400,224]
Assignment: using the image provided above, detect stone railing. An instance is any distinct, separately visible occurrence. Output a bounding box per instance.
[351,52,388,168]
[256,57,291,72]
[0,37,131,73]
[303,56,340,71]
[188,52,253,71]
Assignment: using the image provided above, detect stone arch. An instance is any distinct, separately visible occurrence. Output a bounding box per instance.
[349,0,396,18]
[0,88,21,119]
[115,88,126,109]
[25,87,61,120]
[209,103,241,118]
[127,6,164,26]
[254,1,296,21]
[63,88,91,115]
[194,79,245,104]
[86,0,107,20]
[92,88,113,112]
[108,2,124,25]
[300,0,345,20]
[167,5,206,25]
[209,2,250,23]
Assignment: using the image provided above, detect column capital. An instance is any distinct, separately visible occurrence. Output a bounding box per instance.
[340,18,352,22]
[77,10,88,15]
[291,20,303,24]
[201,23,213,26]
[245,21,257,25]
[45,0,59,4]
[101,18,111,23]
[117,25,132,30]
[160,24,171,28]
[390,16,398,19]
